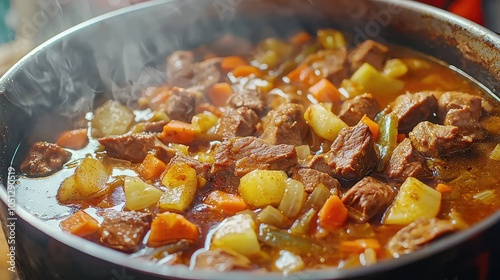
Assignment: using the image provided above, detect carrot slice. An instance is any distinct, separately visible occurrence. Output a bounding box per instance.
[204,190,248,214]
[309,78,342,103]
[60,210,99,237]
[232,65,261,78]
[360,115,380,140]
[207,82,234,107]
[436,183,453,194]
[138,154,167,181]
[160,120,197,145]
[222,56,248,72]
[290,31,312,46]
[340,238,381,254]
[318,195,348,231]
[56,129,89,150]
[287,64,322,87]
[147,212,200,247]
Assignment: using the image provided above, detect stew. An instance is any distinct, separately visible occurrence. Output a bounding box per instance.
[18,29,500,273]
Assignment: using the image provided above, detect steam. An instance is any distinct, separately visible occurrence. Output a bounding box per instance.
[1,0,318,118]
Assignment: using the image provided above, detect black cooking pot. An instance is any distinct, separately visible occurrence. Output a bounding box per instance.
[1,0,499,279]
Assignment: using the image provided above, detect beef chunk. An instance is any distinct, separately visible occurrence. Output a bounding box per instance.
[216,107,259,139]
[338,93,381,126]
[99,210,152,252]
[303,155,331,174]
[192,249,252,271]
[409,121,473,157]
[444,108,488,140]
[438,91,482,120]
[99,134,157,163]
[227,88,266,116]
[305,48,348,86]
[189,58,222,92]
[168,153,211,180]
[342,177,395,222]
[438,92,487,140]
[166,51,194,87]
[292,168,341,193]
[20,142,72,177]
[212,137,298,177]
[328,124,379,180]
[260,103,308,146]
[166,51,221,92]
[391,91,438,133]
[141,121,168,133]
[348,40,389,72]
[165,88,197,122]
[387,218,456,256]
[384,138,433,181]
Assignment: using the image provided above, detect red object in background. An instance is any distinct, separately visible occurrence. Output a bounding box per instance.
[419,0,485,25]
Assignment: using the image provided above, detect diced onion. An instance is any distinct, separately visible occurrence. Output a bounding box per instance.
[304,183,330,210]
[489,144,500,161]
[275,250,305,274]
[359,248,377,266]
[295,145,311,160]
[473,190,496,205]
[257,206,288,228]
[278,179,306,217]
[289,208,317,235]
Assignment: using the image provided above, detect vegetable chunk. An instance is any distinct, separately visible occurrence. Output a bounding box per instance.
[238,170,288,208]
[212,213,261,257]
[384,177,441,225]
[304,103,348,141]
[159,163,198,212]
[147,212,199,247]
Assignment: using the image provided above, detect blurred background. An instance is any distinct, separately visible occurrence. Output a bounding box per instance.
[0,0,499,75]
[0,0,499,279]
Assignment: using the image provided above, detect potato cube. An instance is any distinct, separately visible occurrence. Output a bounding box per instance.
[239,170,288,208]
[212,213,261,257]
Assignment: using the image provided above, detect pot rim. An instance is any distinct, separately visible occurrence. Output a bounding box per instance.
[1,0,499,279]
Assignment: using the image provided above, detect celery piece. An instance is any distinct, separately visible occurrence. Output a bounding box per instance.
[317,29,346,50]
[376,113,398,171]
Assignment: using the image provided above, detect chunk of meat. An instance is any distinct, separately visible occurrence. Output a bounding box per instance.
[212,137,298,177]
[438,92,487,140]
[342,176,396,222]
[303,155,331,175]
[141,121,168,133]
[216,107,259,139]
[192,249,252,271]
[338,93,381,126]
[99,210,153,252]
[168,153,211,180]
[328,124,379,181]
[260,103,308,146]
[386,218,456,256]
[166,51,194,87]
[305,48,348,86]
[166,52,221,92]
[437,91,482,121]
[98,134,157,163]
[189,58,222,92]
[409,121,473,157]
[384,138,433,181]
[20,142,72,177]
[165,88,197,122]
[444,108,488,140]
[227,88,266,116]
[291,168,340,193]
[348,40,389,72]
[391,91,438,133]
